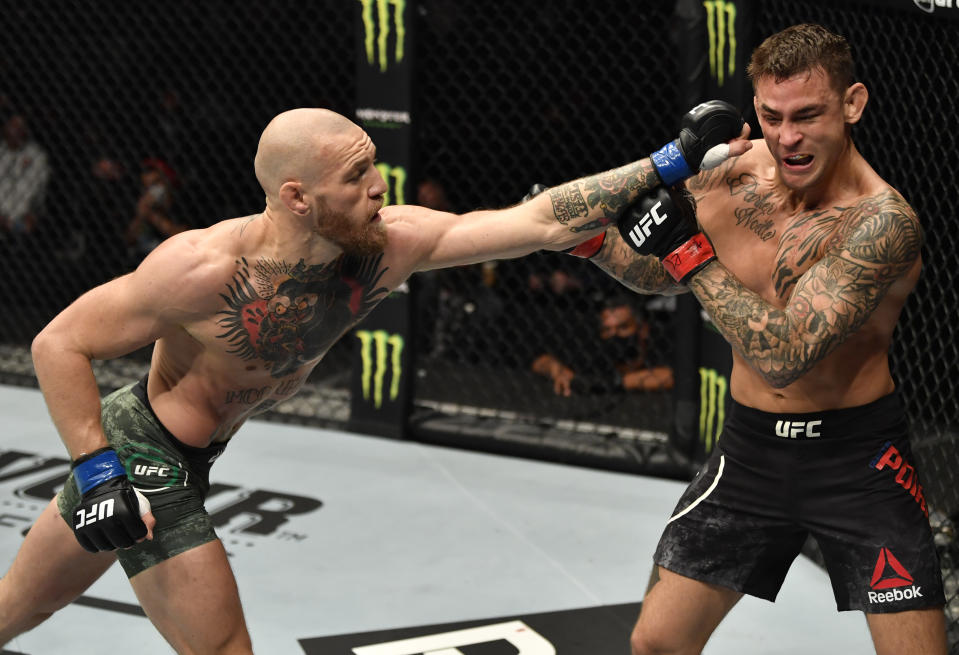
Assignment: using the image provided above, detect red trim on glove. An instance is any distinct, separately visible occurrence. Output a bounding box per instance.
[662,232,716,283]
[567,232,606,259]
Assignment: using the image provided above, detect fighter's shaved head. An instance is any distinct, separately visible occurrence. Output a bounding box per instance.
[253,108,358,201]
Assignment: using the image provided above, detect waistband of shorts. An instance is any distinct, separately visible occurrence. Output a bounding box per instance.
[132,374,226,461]
[726,392,905,440]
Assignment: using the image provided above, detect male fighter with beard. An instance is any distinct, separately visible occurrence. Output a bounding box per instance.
[0,106,747,653]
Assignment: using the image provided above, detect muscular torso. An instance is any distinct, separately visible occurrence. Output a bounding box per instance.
[146,213,419,447]
[689,140,920,412]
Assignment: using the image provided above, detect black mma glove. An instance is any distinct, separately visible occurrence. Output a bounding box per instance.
[650,100,745,186]
[618,186,715,284]
[522,183,607,259]
[71,447,150,552]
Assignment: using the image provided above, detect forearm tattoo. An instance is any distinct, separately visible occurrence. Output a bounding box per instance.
[591,229,687,296]
[689,192,920,387]
[548,159,660,233]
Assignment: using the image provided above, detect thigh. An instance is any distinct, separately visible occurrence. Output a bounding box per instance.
[807,437,944,613]
[866,607,947,655]
[632,567,742,655]
[0,499,116,629]
[654,449,808,602]
[130,538,253,654]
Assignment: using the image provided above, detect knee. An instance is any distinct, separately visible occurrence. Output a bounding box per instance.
[630,622,683,655]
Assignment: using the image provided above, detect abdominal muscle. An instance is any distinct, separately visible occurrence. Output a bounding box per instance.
[728,330,896,413]
[143,334,312,448]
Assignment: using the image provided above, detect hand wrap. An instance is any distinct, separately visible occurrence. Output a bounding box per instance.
[650,100,744,185]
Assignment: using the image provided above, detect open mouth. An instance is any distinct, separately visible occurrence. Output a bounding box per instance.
[783,153,814,168]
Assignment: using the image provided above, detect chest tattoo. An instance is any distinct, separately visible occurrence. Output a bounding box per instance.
[727,173,777,242]
[217,254,389,377]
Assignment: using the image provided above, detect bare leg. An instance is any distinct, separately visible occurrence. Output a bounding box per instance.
[130,538,253,654]
[866,607,947,655]
[631,567,742,655]
[0,498,117,644]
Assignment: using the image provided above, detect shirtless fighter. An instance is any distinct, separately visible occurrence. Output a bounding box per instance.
[0,105,747,653]
[575,23,946,655]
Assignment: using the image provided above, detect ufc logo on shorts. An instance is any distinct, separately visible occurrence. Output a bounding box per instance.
[75,498,115,528]
[775,419,821,439]
[626,200,667,248]
[133,464,170,477]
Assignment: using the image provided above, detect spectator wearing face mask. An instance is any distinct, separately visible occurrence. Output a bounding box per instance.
[531,294,673,397]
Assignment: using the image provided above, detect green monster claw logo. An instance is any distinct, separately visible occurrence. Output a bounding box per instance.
[702,0,737,87]
[699,367,728,452]
[359,0,406,72]
[357,330,404,408]
[376,162,407,206]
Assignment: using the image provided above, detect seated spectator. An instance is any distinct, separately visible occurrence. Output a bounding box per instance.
[0,113,50,238]
[531,294,673,396]
[125,157,187,260]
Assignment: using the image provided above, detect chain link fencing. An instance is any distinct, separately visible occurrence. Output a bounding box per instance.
[1,0,956,645]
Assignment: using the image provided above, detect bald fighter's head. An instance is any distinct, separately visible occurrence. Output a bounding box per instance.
[253,108,388,256]
[254,108,358,201]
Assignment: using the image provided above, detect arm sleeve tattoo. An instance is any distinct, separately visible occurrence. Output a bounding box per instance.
[547,159,661,234]
[590,228,688,296]
[688,193,921,387]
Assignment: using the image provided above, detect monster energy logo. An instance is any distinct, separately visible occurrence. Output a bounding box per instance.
[357,330,404,408]
[376,162,407,206]
[359,0,406,72]
[703,1,737,87]
[699,367,728,452]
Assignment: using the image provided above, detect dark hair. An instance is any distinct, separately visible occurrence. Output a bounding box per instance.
[747,23,855,96]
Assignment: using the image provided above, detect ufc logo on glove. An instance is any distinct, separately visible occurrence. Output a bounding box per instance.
[75,498,116,528]
[625,200,668,249]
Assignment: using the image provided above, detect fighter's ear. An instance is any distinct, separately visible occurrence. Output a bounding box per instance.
[280,181,309,215]
[843,82,868,125]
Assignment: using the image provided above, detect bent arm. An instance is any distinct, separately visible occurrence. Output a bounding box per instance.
[31,234,213,459]
[589,227,688,296]
[584,152,749,296]
[688,194,921,388]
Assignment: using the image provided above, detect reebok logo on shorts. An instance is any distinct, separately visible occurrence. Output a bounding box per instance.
[867,547,922,604]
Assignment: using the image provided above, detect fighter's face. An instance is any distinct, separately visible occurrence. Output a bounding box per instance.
[316,197,388,256]
[313,127,388,256]
[753,68,855,193]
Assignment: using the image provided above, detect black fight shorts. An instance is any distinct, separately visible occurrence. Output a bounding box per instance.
[654,392,945,613]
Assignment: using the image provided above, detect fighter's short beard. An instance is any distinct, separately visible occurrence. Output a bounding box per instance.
[317,203,387,257]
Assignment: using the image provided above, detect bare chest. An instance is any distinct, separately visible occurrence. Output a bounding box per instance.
[188,253,392,380]
[699,178,852,305]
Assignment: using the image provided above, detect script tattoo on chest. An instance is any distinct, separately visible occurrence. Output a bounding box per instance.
[217,255,388,377]
[727,173,777,242]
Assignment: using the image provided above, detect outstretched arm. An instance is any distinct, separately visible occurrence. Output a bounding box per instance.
[413,101,750,271]
[413,158,663,271]
[688,192,921,388]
